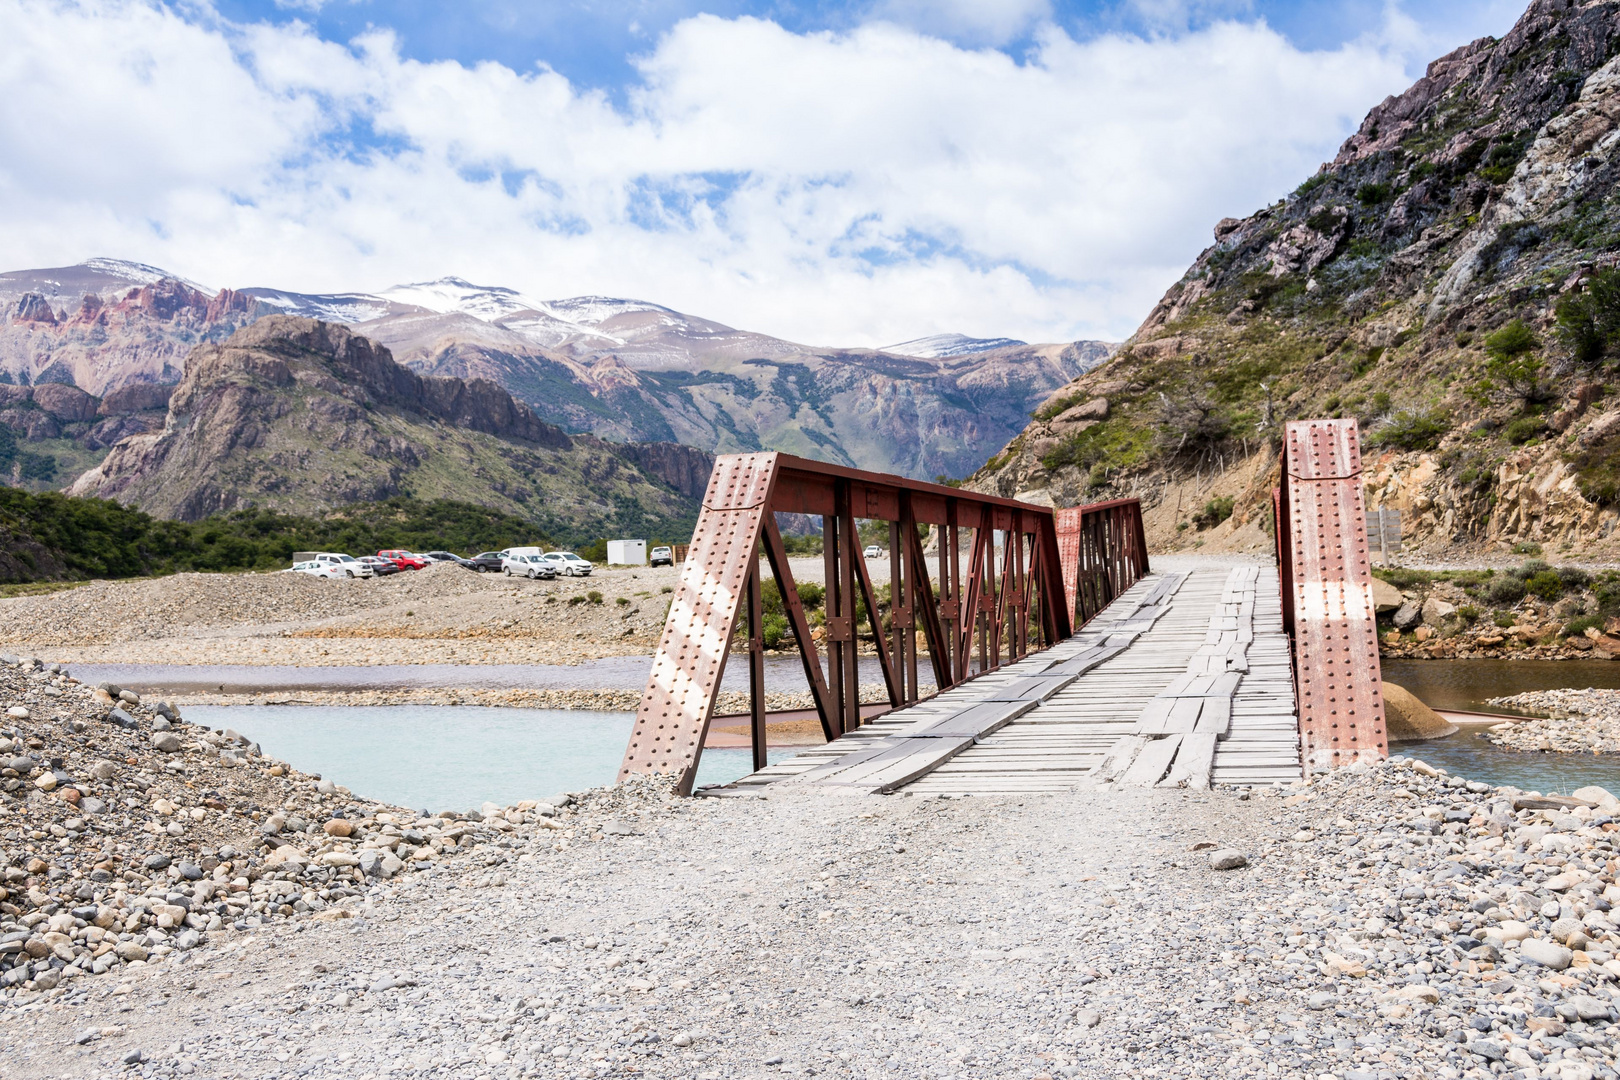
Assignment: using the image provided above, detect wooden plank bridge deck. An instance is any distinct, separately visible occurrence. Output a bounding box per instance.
[716,561,1302,796]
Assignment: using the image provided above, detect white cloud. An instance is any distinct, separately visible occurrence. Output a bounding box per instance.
[0,0,1422,346]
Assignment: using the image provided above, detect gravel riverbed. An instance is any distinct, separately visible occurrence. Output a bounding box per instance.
[3,669,1620,1080]
[1487,690,1620,753]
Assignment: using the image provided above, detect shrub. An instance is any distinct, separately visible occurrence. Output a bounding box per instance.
[1564,615,1603,637]
[1486,576,1527,604]
[1512,541,1542,555]
[615,596,630,607]
[1503,416,1544,445]
[1456,605,1481,626]
[587,590,604,605]
[567,595,587,606]
[1525,570,1563,600]
[1510,559,1551,580]
[660,585,673,594]
[1193,496,1235,530]
[1469,320,1552,409]
[796,582,826,610]
[761,613,790,649]
[1357,182,1392,205]
[1556,266,1620,368]
[1494,611,1517,628]
[1366,410,1448,452]
[1557,566,1592,589]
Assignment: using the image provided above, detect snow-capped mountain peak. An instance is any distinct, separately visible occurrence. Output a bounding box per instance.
[377,278,547,321]
[537,296,676,325]
[882,333,1028,359]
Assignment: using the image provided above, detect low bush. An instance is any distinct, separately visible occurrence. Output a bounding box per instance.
[1193,496,1235,530]
[1456,605,1481,626]
[1494,611,1517,628]
[1557,566,1592,589]
[587,590,604,605]
[762,613,790,649]
[1564,615,1603,637]
[1525,570,1564,600]
[1366,410,1449,452]
[1486,576,1527,604]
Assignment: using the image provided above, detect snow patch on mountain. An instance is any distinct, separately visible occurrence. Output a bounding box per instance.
[882,333,1028,359]
[378,278,546,321]
[244,288,399,324]
[81,258,202,290]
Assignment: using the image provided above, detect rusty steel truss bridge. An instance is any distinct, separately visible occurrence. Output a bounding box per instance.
[618,419,1387,796]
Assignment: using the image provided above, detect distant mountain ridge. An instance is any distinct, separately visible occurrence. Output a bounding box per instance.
[69,316,707,538]
[0,261,1113,480]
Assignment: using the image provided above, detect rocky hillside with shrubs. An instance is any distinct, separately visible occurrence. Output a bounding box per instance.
[973,0,1620,558]
[1375,556,1620,658]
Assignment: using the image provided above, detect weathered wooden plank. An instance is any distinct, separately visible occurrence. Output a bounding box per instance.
[1093,735,1147,783]
[1118,735,1182,787]
[1162,732,1218,789]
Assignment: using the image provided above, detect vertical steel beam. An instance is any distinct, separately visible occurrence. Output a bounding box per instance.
[760,515,837,742]
[745,554,767,773]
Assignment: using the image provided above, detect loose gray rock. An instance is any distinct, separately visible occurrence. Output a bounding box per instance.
[1392,602,1421,631]
[1207,849,1248,870]
[1518,937,1572,970]
[151,732,181,753]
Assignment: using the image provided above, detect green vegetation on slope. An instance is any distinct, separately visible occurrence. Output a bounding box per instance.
[0,491,571,583]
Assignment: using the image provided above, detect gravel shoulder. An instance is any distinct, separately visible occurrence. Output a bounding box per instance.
[6,679,1620,1080]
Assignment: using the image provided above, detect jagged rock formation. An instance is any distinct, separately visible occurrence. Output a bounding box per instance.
[69,317,705,538]
[0,261,260,394]
[974,0,1620,558]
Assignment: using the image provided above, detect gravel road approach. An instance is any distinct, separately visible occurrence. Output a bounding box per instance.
[8,755,1620,1080]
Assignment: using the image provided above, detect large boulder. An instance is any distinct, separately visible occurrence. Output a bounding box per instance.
[1382,682,1457,741]
[1371,577,1402,613]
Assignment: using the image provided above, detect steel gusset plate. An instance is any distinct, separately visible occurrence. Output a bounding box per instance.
[1284,419,1388,768]
[618,453,778,793]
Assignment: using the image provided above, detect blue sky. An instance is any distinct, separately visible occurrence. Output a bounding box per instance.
[0,0,1528,345]
[216,0,1513,90]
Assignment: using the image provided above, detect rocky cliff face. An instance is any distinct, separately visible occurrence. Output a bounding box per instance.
[69,317,703,539]
[974,0,1620,559]
[0,262,260,395]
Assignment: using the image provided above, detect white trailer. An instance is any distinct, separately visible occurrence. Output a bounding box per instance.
[606,540,648,566]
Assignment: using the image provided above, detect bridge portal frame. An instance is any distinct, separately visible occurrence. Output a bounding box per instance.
[618,452,1146,794]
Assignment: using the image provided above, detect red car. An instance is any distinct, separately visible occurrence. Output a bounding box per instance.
[377,549,430,570]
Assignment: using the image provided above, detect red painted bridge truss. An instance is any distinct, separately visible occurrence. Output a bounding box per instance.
[620,452,1148,793]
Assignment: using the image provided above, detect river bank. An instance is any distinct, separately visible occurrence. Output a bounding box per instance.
[7,728,1620,1080]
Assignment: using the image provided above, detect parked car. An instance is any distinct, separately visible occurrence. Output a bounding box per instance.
[541,551,594,577]
[863,544,884,558]
[424,551,476,568]
[650,545,674,567]
[469,552,506,573]
[311,553,372,578]
[377,549,430,570]
[357,555,401,576]
[503,553,558,579]
[285,560,348,579]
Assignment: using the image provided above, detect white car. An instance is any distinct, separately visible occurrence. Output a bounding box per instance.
[503,553,557,579]
[314,552,372,578]
[863,545,884,558]
[542,551,594,577]
[285,560,347,579]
